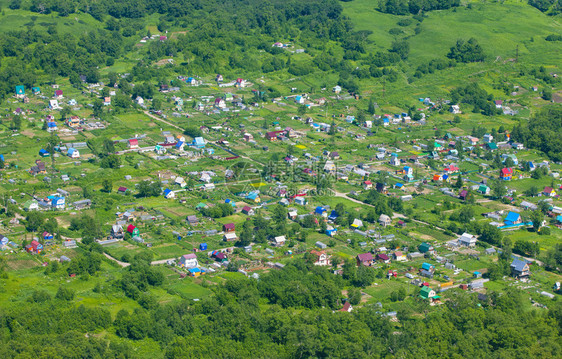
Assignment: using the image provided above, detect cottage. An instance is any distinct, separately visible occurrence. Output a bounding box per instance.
[310,250,328,266]
[420,286,438,300]
[223,223,235,232]
[363,180,373,190]
[111,224,124,239]
[163,189,175,199]
[376,253,390,264]
[128,139,139,149]
[272,236,286,247]
[67,148,80,158]
[118,186,129,195]
[459,233,477,247]
[393,251,407,261]
[126,224,139,236]
[356,253,374,266]
[504,211,521,225]
[510,258,530,278]
[419,242,433,253]
[26,240,43,254]
[543,186,556,197]
[223,232,237,242]
[242,206,255,216]
[180,254,198,268]
[378,214,391,227]
[500,168,513,181]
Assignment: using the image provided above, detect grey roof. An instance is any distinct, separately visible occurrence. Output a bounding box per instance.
[511,258,528,272]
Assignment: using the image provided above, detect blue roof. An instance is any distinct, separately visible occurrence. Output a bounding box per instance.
[164,189,172,196]
[328,210,338,220]
[505,211,520,223]
[39,149,48,154]
[246,192,258,200]
[175,141,184,148]
[395,183,403,187]
[188,267,201,273]
[67,148,77,154]
[557,215,562,222]
[422,262,432,270]
[47,122,57,127]
[0,154,4,161]
[315,206,326,214]
[194,137,205,145]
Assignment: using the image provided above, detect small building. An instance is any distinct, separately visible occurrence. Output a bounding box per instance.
[419,242,433,253]
[223,232,237,242]
[180,254,198,268]
[163,189,175,199]
[310,250,329,266]
[500,167,513,181]
[127,224,139,237]
[67,148,80,158]
[315,241,327,249]
[459,233,477,247]
[223,223,235,232]
[241,206,255,216]
[272,236,286,247]
[356,253,374,266]
[26,240,43,254]
[510,258,530,278]
[378,214,391,227]
[128,139,139,149]
[420,286,438,300]
[504,211,521,226]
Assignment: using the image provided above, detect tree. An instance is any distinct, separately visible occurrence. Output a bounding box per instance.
[529,210,544,232]
[55,286,75,301]
[348,287,361,305]
[447,38,485,63]
[102,179,113,193]
[491,180,507,199]
[454,174,463,189]
[26,211,44,232]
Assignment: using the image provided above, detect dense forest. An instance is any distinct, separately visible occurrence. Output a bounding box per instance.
[511,105,562,161]
[0,258,561,358]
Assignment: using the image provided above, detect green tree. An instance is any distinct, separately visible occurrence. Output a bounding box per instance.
[102,179,113,193]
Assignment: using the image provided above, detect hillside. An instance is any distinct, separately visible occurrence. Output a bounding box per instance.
[0,0,561,358]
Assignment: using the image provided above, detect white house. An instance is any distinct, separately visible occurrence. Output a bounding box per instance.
[67,148,80,158]
[273,236,286,247]
[449,105,461,114]
[180,254,198,268]
[333,85,342,94]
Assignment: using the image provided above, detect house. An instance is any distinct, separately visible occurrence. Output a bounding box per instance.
[510,258,530,278]
[126,224,139,236]
[128,139,139,149]
[356,253,374,266]
[273,236,286,247]
[188,267,204,277]
[39,149,50,157]
[246,192,260,203]
[393,251,407,261]
[294,197,307,206]
[187,215,198,225]
[500,168,513,180]
[214,251,228,263]
[163,189,175,199]
[66,116,80,128]
[67,148,80,158]
[459,233,477,247]
[223,223,235,232]
[243,133,254,142]
[223,232,237,242]
[54,90,63,99]
[494,100,503,109]
[236,78,247,88]
[333,85,342,94]
[363,180,373,190]
[459,190,468,201]
[339,302,353,312]
[378,214,391,227]
[241,206,255,216]
[46,121,57,132]
[180,254,198,268]
[310,250,328,266]
[214,98,226,108]
[49,99,60,109]
[419,242,433,253]
[43,232,53,241]
[315,206,327,217]
[351,218,363,228]
[175,177,187,188]
[375,182,388,194]
[419,286,437,300]
[483,134,494,143]
[376,253,390,264]
[544,186,556,197]
[118,187,128,195]
[15,85,25,97]
[50,196,65,209]
[504,211,522,225]
[24,199,39,211]
[111,225,124,239]
[26,240,43,254]
[479,185,490,195]
[103,97,111,106]
[193,137,206,149]
[449,105,461,114]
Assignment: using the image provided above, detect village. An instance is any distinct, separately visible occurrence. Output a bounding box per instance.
[1,70,561,312]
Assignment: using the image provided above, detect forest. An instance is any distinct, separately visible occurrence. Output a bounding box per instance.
[0,257,561,358]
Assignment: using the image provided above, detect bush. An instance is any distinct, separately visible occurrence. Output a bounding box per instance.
[55,286,75,301]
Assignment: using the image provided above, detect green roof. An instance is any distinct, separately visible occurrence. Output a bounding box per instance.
[420,286,433,299]
[487,142,498,149]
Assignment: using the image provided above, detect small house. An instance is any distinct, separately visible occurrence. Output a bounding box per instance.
[459,233,477,247]
[163,189,175,199]
[378,214,391,227]
[223,223,235,232]
[128,139,139,149]
[543,186,556,197]
[67,148,80,159]
[272,236,286,247]
[242,206,255,216]
[504,211,521,226]
[363,180,373,190]
[419,286,437,300]
[510,258,530,278]
[26,240,43,254]
[180,254,198,268]
[356,253,373,266]
[310,250,328,266]
[127,224,139,237]
[223,232,237,242]
[500,167,513,180]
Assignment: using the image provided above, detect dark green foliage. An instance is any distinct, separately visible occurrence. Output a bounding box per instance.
[545,34,562,41]
[447,38,485,63]
[451,83,499,116]
[380,0,460,15]
[55,286,75,301]
[137,180,162,197]
[511,106,562,161]
[529,0,561,14]
[200,203,234,218]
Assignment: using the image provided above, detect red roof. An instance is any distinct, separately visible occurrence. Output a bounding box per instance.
[55,90,63,96]
[339,302,352,312]
[501,168,513,175]
[377,253,390,261]
[242,206,252,213]
[127,224,136,233]
[129,139,138,145]
[118,186,128,192]
[357,253,373,262]
[364,180,372,185]
[223,223,235,230]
